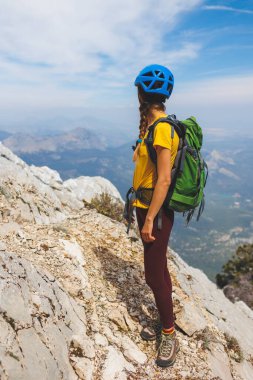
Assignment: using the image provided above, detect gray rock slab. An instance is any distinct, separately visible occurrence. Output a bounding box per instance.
[0,251,91,380]
[0,241,6,250]
[170,250,253,357]
[233,359,253,380]
[0,142,82,224]
[207,342,233,380]
[63,176,124,203]
[102,345,135,380]
[175,299,207,336]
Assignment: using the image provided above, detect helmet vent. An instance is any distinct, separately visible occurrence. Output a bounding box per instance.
[155,71,165,79]
[142,71,153,77]
[143,80,152,87]
[167,84,173,93]
[152,80,163,89]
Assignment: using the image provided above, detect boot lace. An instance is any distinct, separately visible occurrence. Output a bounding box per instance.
[159,333,173,356]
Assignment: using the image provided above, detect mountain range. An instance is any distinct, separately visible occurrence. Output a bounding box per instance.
[2,127,107,153]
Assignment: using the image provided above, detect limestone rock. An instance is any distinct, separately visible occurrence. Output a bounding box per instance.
[60,239,86,266]
[1,144,253,380]
[0,241,6,250]
[170,249,253,356]
[0,251,88,380]
[63,175,124,203]
[0,222,22,237]
[207,342,233,380]
[175,299,207,336]
[121,336,147,364]
[233,360,253,380]
[70,335,95,359]
[102,345,135,380]
[0,143,68,224]
[108,307,129,332]
[70,357,94,380]
[30,165,63,189]
[94,333,109,347]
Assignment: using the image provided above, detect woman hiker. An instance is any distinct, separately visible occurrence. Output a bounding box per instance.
[130,64,180,367]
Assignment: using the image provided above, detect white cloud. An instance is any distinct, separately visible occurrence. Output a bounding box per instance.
[1,0,252,138]
[218,167,240,180]
[0,0,202,107]
[174,75,253,106]
[203,5,253,15]
[166,74,253,137]
[0,0,201,71]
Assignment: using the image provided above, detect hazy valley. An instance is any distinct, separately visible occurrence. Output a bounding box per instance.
[1,128,253,281]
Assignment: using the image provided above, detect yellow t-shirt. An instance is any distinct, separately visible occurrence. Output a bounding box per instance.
[132,115,179,208]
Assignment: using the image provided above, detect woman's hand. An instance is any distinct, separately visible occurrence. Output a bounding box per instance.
[141,217,156,243]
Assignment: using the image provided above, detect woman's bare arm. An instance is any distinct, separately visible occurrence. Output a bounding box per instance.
[140,145,171,242]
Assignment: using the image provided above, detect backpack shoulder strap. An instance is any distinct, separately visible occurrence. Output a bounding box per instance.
[144,115,183,165]
[144,124,157,165]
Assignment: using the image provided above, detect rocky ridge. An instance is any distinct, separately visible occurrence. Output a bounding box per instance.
[0,143,253,380]
[0,142,122,226]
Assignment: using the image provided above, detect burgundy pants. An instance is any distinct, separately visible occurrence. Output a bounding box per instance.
[136,206,175,329]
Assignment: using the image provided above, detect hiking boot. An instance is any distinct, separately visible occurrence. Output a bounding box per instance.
[156,331,180,367]
[140,319,162,341]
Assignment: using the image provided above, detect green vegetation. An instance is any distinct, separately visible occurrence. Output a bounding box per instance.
[248,355,253,366]
[216,244,253,309]
[216,244,253,288]
[85,192,125,223]
[195,327,219,351]
[84,192,140,238]
[224,332,244,363]
[0,185,11,199]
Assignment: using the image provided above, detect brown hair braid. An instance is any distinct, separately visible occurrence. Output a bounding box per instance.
[137,86,166,139]
[138,101,151,139]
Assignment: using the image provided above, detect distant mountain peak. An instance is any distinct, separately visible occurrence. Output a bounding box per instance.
[2,127,107,154]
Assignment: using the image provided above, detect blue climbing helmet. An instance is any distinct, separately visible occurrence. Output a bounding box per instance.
[134,64,174,99]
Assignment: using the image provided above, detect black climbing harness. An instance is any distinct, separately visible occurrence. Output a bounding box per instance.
[123,186,163,234]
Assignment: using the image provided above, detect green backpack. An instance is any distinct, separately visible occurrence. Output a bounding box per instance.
[145,114,208,224]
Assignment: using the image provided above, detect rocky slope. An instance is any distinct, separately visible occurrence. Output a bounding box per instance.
[0,142,122,226]
[0,143,253,380]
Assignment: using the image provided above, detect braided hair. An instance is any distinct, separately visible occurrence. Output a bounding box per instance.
[138,101,151,139]
[138,86,166,139]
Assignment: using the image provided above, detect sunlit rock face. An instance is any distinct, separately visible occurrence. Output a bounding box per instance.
[0,143,253,380]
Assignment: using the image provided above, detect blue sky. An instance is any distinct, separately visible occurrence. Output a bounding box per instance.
[0,0,252,137]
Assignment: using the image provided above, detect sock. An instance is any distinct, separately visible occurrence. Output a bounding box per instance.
[162,326,175,335]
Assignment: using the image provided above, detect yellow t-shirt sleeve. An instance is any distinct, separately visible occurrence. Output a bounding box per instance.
[153,122,172,150]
